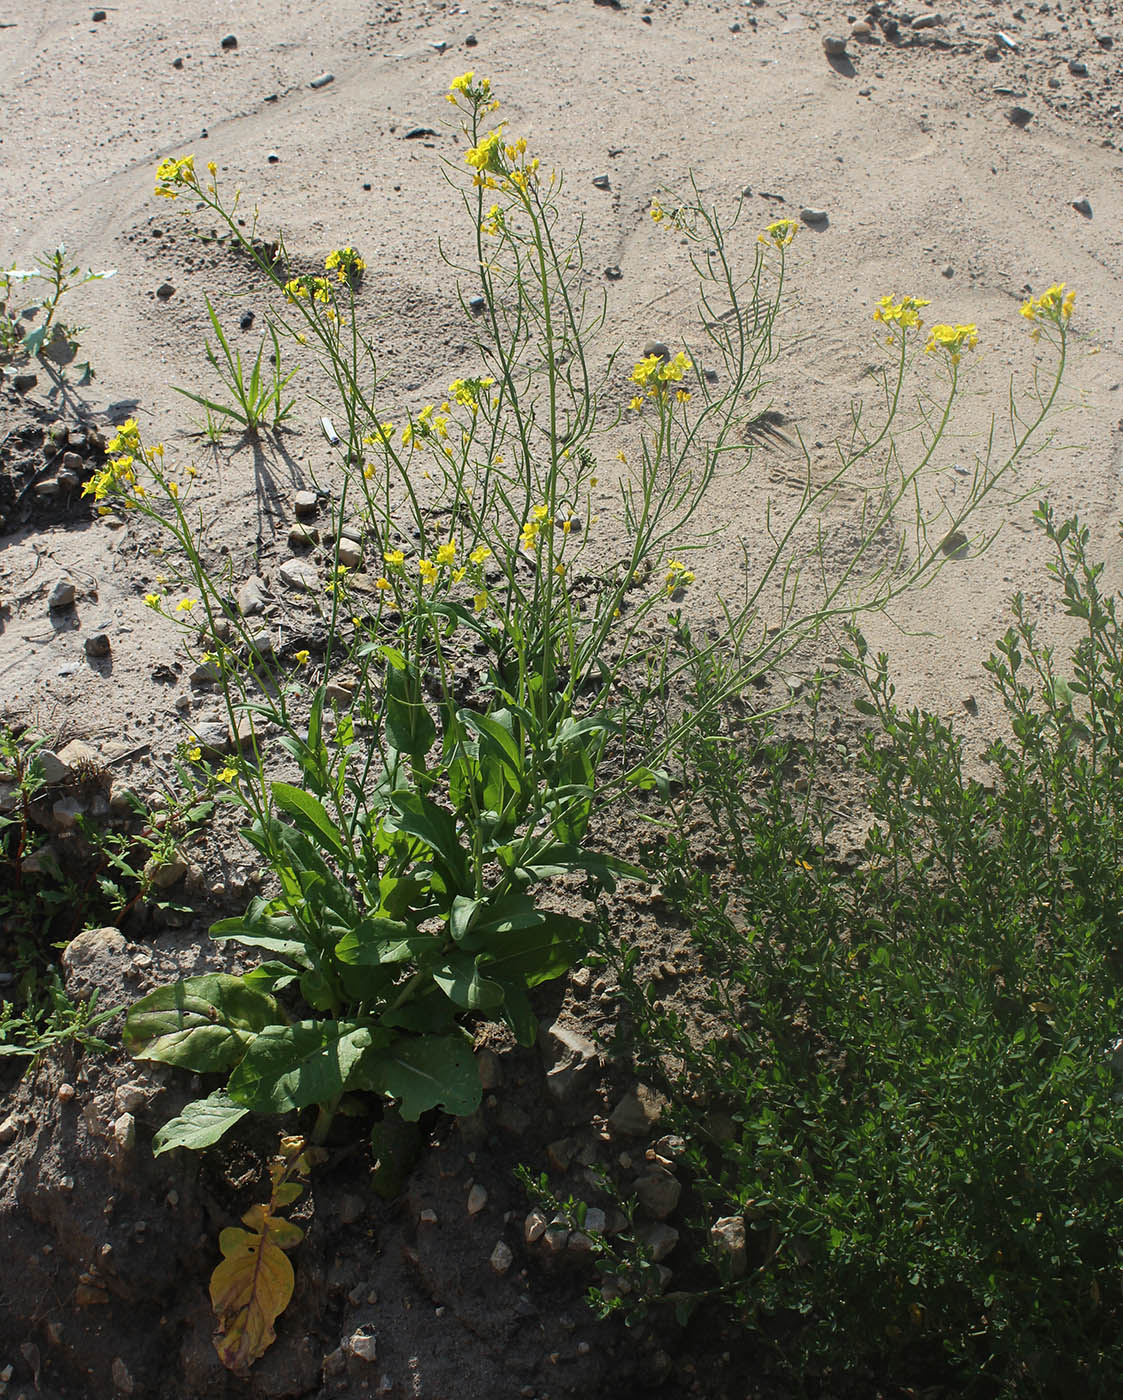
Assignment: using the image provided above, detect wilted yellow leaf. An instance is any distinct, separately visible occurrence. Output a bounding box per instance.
[210,1212,304,1371]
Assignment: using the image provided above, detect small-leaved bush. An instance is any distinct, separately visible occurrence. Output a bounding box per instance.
[89,78,1072,1165]
[617,503,1123,1395]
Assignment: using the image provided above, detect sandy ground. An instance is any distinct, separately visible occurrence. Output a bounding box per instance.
[2,0,1122,758]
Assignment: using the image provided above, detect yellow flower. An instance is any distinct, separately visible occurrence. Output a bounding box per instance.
[435,540,457,566]
[659,351,692,383]
[325,247,366,281]
[465,130,503,173]
[629,395,644,412]
[1020,283,1075,327]
[449,71,475,96]
[676,389,691,403]
[925,323,979,362]
[175,597,197,612]
[759,218,798,248]
[207,161,217,176]
[375,576,392,591]
[144,593,162,609]
[631,353,660,387]
[561,518,573,534]
[384,549,405,567]
[873,294,931,329]
[167,480,179,498]
[469,545,492,565]
[452,567,466,583]
[186,464,197,477]
[186,745,203,763]
[531,504,549,522]
[294,650,310,665]
[520,519,541,550]
[472,589,488,612]
[664,558,696,595]
[216,766,237,783]
[650,200,665,223]
[418,557,438,584]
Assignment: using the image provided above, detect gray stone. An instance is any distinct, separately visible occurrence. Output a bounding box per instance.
[1068,57,1088,74]
[592,174,611,190]
[288,523,320,549]
[583,1207,607,1235]
[57,739,99,769]
[36,748,73,784]
[156,282,175,300]
[1073,197,1093,217]
[636,1221,678,1262]
[146,850,189,889]
[310,71,335,89]
[347,1330,378,1363]
[467,1183,488,1215]
[60,926,128,997]
[477,1047,503,1089]
[337,542,362,569]
[51,796,85,830]
[489,1239,514,1274]
[710,1215,747,1277]
[524,1209,548,1244]
[294,490,319,517]
[49,578,77,610]
[822,34,848,55]
[340,522,365,544]
[634,1168,681,1220]
[1006,105,1034,128]
[608,1084,666,1137]
[850,19,873,36]
[220,33,237,48]
[325,680,356,705]
[113,1112,136,1152]
[910,12,944,28]
[84,633,111,658]
[0,1114,18,1145]
[800,207,829,226]
[34,479,60,498]
[237,575,270,616]
[279,557,320,593]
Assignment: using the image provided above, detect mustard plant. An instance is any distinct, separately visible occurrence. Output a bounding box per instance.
[107,87,1071,1155]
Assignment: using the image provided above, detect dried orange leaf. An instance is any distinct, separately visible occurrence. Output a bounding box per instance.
[210,1216,303,1372]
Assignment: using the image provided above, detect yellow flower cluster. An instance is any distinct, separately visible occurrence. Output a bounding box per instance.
[448,376,495,411]
[925,323,979,362]
[630,350,693,404]
[402,402,450,448]
[664,559,696,596]
[759,219,798,248]
[873,294,931,329]
[1020,283,1075,328]
[447,71,496,107]
[284,276,333,304]
[154,155,196,199]
[324,247,366,282]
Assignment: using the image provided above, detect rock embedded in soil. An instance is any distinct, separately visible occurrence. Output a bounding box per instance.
[48,578,77,610]
[280,557,320,593]
[911,12,944,28]
[155,282,175,300]
[347,1330,378,1363]
[1006,105,1034,128]
[608,1083,666,1136]
[800,206,829,226]
[636,1221,679,1262]
[237,574,270,615]
[710,1215,748,1277]
[294,489,319,517]
[467,1183,488,1215]
[524,1209,548,1244]
[288,523,320,548]
[336,541,362,569]
[1073,197,1093,217]
[822,34,848,55]
[220,33,237,48]
[634,1167,681,1219]
[84,632,111,657]
[490,1240,514,1274]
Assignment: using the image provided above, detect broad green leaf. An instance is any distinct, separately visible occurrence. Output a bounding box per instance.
[479,911,583,987]
[389,790,469,889]
[384,664,436,759]
[227,1020,380,1113]
[432,953,506,1011]
[210,896,305,958]
[360,1033,481,1120]
[271,782,347,862]
[152,1090,249,1156]
[124,975,279,1072]
[505,842,644,891]
[333,917,416,965]
[499,982,538,1046]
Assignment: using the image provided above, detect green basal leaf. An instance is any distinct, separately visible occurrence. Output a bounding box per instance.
[432,953,506,1011]
[389,790,469,890]
[478,910,583,988]
[384,663,436,759]
[152,1090,249,1156]
[271,782,347,863]
[360,1032,481,1121]
[227,1019,384,1113]
[124,974,279,1073]
[333,917,416,965]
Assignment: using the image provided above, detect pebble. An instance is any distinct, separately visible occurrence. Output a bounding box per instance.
[608,1084,665,1136]
[567,1231,593,1254]
[710,1215,748,1277]
[34,480,60,499]
[113,1113,136,1153]
[636,1221,679,1262]
[50,795,84,829]
[730,20,741,31]
[156,282,175,300]
[524,1209,548,1244]
[468,295,486,313]
[240,310,255,329]
[418,1207,438,1225]
[465,32,478,45]
[822,34,848,55]
[11,370,38,392]
[604,265,623,281]
[477,1047,503,1090]
[467,1183,488,1215]
[584,1207,607,1234]
[942,263,955,278]
[237,575,270,616]
[288,523,320,549]
[325,680,356,705]
[634,1168,681,1219]
[267,152,280,164]
[910,12,943,28]
[337,542,362,569]
[799,207,829,226]
[592,174,611,190]
[347,1331,379,1363]
[84,633,111,658]
[35,749,72,784]
[1073,197,1093,217]
[850,19,873,36]
[49,578,77,610]
[0,1115,17,1145]
[92,8,106,19]
[58,1083,77,1102]
[172,56,184,68]
[1068,57,1088,75]
[490,1240,514,1274]
[1006,105,1034,128]
[294,489,318,517]
[310,72,335,89]
[220,33,238,49]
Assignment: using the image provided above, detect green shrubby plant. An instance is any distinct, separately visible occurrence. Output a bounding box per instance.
[0,245,114,373]
[89,77,1072,1158]
[615,504,1123,1393]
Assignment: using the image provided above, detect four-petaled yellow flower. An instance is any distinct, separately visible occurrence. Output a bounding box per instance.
[418,557,438,584]
[665,558,696,596]
[216,766,237,783]
[435,540,457,567]
[294,649,310,665]
[925,323,979,363]
[650,200,665,223]
[465,130,503,173]
[175,597,197,612]
[325,247,366,282]
[759,218,798,248]
[1020,282,1075,334]
[520,519,541,551]
[144,593,162,609]
[154,155,196,198]
[186,744,203,762]
[384,549,405,567]
[472,589,489,612]
[874,294,931,329]
[470,545,492,566]
[375,576,392,591]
